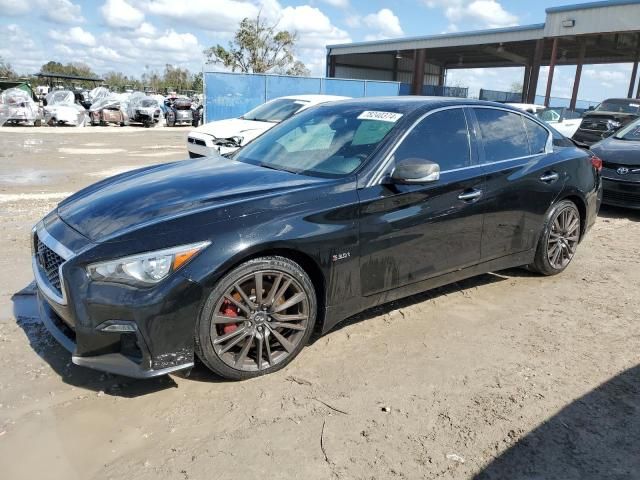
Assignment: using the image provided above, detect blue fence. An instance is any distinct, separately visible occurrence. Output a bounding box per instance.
[203,72,400,122]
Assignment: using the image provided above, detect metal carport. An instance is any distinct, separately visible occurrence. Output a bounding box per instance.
[326,0,640,107]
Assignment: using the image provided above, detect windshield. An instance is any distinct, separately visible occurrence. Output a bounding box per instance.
[613,118,640,140]
[242,98,309,123]
[595,100,640,114]
[234,104,401,178]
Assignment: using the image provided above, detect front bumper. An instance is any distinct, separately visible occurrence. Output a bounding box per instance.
[602,177,640,209]
[187,132,239,158]
[572,129,611,145]
[37,294,193,378]
[32,219,204,379]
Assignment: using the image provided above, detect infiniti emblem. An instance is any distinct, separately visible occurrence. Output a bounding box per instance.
[617,167,630,175]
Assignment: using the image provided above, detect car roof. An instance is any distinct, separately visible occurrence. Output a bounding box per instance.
[278,94,351,104]
[314,96,525,114]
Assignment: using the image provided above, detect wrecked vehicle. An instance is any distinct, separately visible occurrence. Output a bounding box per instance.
[186,95,349,157]
[166,97,193,127]
[0,88,41,126]
[89,95,129,126]
[127,94,162,127]
[43,90,88,127]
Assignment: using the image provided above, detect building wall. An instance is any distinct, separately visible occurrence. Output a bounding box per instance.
[545,3,640,37]
[334,53,443,86]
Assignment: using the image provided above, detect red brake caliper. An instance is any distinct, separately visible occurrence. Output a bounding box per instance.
[221,300,239,335]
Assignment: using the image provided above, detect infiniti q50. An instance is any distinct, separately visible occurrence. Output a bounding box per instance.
[32,98,602,380]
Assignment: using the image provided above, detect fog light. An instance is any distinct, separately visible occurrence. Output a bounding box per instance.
[97,320,137,333]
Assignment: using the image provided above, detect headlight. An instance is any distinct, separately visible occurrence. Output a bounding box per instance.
[87,241,210,286]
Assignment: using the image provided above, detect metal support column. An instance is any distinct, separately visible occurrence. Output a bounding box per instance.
[411,49,427,95]
[328,55,336,78]
[628,37,640,98]
[570,39,586,110]
[522,65,531,103]
[527,39,544,104]
[544,37,559,107]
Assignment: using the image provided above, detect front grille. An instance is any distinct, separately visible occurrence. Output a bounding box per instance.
[188,137,206,146]
[35,234,64,295]
[603,189,640,205]
[579,120,610,132]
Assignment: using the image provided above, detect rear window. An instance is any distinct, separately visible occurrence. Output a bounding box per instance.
[523,117,549,154]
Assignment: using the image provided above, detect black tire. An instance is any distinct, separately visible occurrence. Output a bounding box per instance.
[195,256,317,380]
[529,199,581,276]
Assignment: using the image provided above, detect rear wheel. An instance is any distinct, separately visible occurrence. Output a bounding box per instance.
[529,200,581,275]
[196,256,317,380]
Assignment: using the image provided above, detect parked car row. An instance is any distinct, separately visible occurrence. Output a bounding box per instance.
[33,97,606,380]
[508,99,640,210]
[0,87,201,128]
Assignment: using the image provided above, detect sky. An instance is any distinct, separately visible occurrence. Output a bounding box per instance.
[0,0,635,102]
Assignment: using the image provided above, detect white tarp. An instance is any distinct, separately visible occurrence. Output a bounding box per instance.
[44,90,87,127]
[0,88,40,126]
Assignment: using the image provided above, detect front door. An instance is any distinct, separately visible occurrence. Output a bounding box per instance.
[358,107,486,297]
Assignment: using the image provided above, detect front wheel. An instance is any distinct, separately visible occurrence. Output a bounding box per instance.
[196,256,317,380]
[529,200,581,275]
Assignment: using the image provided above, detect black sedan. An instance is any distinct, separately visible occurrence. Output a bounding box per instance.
[32,98,602,380]
[592,118,640,209]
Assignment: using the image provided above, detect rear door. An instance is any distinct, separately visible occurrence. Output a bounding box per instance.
[357,107,486,296]
[471,107,565,261]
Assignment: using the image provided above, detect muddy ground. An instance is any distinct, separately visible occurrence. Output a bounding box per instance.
[0,127,639,480]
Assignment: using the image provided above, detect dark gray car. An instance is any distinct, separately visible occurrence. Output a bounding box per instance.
[591,118,640,209]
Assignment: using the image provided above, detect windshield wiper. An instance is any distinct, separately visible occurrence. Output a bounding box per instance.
[259,163,299,174]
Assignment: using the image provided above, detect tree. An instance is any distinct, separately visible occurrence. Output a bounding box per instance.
[203,14,310,76]
[0,56,16,79]
[191,72,203,93]
[510,81,523,93]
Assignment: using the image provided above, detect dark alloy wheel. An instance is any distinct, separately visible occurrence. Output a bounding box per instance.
[196,256,317,380]
[530,200,581,275]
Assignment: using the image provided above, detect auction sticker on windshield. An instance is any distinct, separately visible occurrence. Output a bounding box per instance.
[357,111,403,122]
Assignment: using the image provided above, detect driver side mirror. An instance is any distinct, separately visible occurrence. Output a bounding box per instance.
[390,157,440,184]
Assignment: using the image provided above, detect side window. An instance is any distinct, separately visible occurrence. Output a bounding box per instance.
[474,108,530,162]
[393,108,471,171]
[523,117,549,154]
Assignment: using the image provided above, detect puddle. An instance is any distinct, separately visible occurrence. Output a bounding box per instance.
[0,170,53,185]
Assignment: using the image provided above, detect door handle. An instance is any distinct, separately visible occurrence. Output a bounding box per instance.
[458,189,482,201]
[540,171,560,183]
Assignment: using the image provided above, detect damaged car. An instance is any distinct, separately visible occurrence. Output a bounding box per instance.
[127,94,162,128]
[0,87,41,126]
[166,97,194,127]
[43,90,88,127]
[89,95,129,126]
[187,95,349,158]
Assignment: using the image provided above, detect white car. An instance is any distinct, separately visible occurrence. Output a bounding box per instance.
[506,103,546,115]
[43,90,88,127]
[187,94,350,157]
[534,107,584,138]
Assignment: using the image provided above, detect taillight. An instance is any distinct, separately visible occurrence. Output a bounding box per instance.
[591,155,602,172]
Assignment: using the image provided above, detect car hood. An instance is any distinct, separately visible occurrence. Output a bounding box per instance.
[582,111,638,123]
[193,118,273,144]
[591,137,640,166]
[57,158,326,242]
